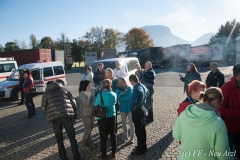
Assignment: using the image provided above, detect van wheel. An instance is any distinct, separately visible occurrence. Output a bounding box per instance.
[57,81,64,86]
[12,89,21,101]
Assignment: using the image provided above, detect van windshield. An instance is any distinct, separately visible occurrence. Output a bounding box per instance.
[91,61,116,72]
[7,69,21,81]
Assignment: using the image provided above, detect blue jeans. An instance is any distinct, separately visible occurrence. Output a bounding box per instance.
[24,93,35,117]
[52,118,81,160]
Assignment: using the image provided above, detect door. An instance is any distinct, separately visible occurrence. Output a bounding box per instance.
[31,68,45,92]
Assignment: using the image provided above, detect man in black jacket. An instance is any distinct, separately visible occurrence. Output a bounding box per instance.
[41,81,81,160]
[93,63,105,89]
[141,61,156,123]
[206,62,225,88]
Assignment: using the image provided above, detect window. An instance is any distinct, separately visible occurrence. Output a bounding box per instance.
[43,67,53,77]
[31,69,41,80]
[0,63,16,73]
[53,66,64,75]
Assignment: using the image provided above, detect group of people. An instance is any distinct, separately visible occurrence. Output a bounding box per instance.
[21,60,240,160]
[174,62,240,160]
[40,61,156,160]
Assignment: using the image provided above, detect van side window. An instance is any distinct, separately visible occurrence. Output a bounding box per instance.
[31,70,41,80]
[53,66,64,75]
[43,67,53,77]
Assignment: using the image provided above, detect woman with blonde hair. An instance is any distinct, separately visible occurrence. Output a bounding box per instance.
[94,79,117,160]
[116,77,134,143]
[173,87,232,160]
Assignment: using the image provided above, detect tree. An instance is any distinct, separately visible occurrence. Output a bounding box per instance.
[124,28,154,50]
[14,39,27,50]
[71,39,86,63]
[104,28,122,49]
[83,26,105,59]
[0,44,4,52]
[56,32,72,54]
[209,19,240,62]
[39,36,54,49]
[4,41,20,51]
[29,34,38,49]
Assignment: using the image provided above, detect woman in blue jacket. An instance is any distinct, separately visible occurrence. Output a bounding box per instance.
[94,79,117,160]
[116,77,134,143]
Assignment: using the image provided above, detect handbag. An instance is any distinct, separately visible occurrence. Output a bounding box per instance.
[92,92,108,119]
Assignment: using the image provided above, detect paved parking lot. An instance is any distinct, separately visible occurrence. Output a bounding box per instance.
[0,66,233,160]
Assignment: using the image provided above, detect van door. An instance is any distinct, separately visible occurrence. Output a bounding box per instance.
[31,68,45,92]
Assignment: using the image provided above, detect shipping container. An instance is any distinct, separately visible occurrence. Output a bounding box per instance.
[0,49,52,66]
[51,50,65,67]
[190,45,211,66]
[163,44,191,68]
[137,47,163,67]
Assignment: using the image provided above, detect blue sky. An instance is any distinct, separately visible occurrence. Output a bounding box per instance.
[0,0,239,47]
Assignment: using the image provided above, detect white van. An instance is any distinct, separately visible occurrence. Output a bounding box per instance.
[91,57,139,86]
[0,61,67,100]
[0,57,18,82]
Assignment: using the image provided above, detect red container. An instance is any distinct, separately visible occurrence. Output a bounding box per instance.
[0,49,52,66]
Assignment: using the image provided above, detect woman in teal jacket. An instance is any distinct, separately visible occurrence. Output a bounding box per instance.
[94,79,117,160]
[173,87,232,160]
[116,77,134,143]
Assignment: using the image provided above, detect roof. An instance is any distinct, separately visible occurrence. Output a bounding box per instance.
[18,61,63,69]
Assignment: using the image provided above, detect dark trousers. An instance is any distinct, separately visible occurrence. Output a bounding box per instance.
[228,132,240,158]
[98,116,117,158]
[24,93,36,117]
[20,87,24,103]
[132,107,147,153]
[52,118,81,160]
[145,86,154,122]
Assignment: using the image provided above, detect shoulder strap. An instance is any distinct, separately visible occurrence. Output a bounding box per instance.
[100,92,104,106]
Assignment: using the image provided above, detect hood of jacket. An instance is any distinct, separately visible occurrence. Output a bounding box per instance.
[183,103,219,127]
[46,82,61,90]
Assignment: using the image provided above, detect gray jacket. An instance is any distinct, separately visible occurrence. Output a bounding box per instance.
[41,82,77,123]
[79,91,95,117]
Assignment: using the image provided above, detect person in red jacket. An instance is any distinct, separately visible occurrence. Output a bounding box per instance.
[177,80,206,116]
[219,64,240,160]
[23,69,36,119]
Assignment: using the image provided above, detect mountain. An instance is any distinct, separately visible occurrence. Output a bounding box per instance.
[141,25,190,47]
[191,33,215,47]
[116,25,214,52]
